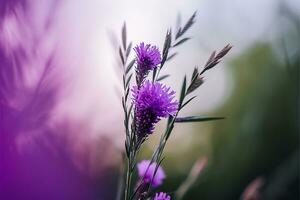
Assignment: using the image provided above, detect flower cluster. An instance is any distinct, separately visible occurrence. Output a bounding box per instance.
[132,81,178,141]
[119,12,231,200]
[120,41,176,199]
[130,43,175,199]
[134,43,161,85]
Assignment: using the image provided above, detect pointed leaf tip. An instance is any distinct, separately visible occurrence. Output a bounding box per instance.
[175,116,225,123]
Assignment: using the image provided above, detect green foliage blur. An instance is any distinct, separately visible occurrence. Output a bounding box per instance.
[166,10,299,200]
[186,43,299,199]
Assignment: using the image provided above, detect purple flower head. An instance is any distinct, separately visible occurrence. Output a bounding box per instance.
[137,160,166,188]
[132,81,178,140]
[134,42,161,85]
[154,192,171,200]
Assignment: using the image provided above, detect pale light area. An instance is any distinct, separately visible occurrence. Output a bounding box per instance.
[44,0,298,154]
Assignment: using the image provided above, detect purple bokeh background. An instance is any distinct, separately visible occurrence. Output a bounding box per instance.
[0,0,120,199]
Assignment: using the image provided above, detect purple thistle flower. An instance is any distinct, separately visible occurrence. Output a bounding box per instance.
[137,160,166,188]
[132,81,178,140]
[134,42,161,85]
[154,192,171,200]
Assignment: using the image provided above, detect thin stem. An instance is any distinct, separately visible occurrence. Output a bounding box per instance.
[124,145,138,200]
[116,153,125,200]
[124,156,132,200]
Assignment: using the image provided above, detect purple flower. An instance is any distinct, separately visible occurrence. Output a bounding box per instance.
[137,160,166,188]
[134,42,161,85]
[132,81,178,140]
[154,192,171,200]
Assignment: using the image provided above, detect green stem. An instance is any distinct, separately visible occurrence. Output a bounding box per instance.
[116,153,125,200]
[124,156,132,200]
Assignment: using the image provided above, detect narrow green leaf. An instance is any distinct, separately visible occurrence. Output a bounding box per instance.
[122,74,126,90]
[179,75,187,107]
[152,68,158,82]
[125,142,130,158]
[125,87,130,102]
[125,73,133,88]
[126,42,132,57]
[180,95,197,110]
[175,116,225,123]
[122,23,127,50]
[215,44,232,60]
[175,27,181,40]
[186,76,204,95]
[119,47,124,65]
[165,116,175,140]
[163,29,172,56]
[166,52,178,61]
[121,97,126,111]
[176,11,196,39]
[205,51,216,67]
[191,67,199,80]
[127,103,133,119]
[157,74,170,81]
[126,59,135,74]
[161,29,172,67]
[173,37,191,47]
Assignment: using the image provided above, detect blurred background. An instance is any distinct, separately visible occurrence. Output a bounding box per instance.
[0,0,299,199]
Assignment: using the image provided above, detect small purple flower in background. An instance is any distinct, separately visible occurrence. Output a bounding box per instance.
[134,42,161,85]
[132,81,178,141]
[137,160,166,188]
[154,192,171,200]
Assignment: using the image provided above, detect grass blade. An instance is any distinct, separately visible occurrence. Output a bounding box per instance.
[175,116,225,123]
